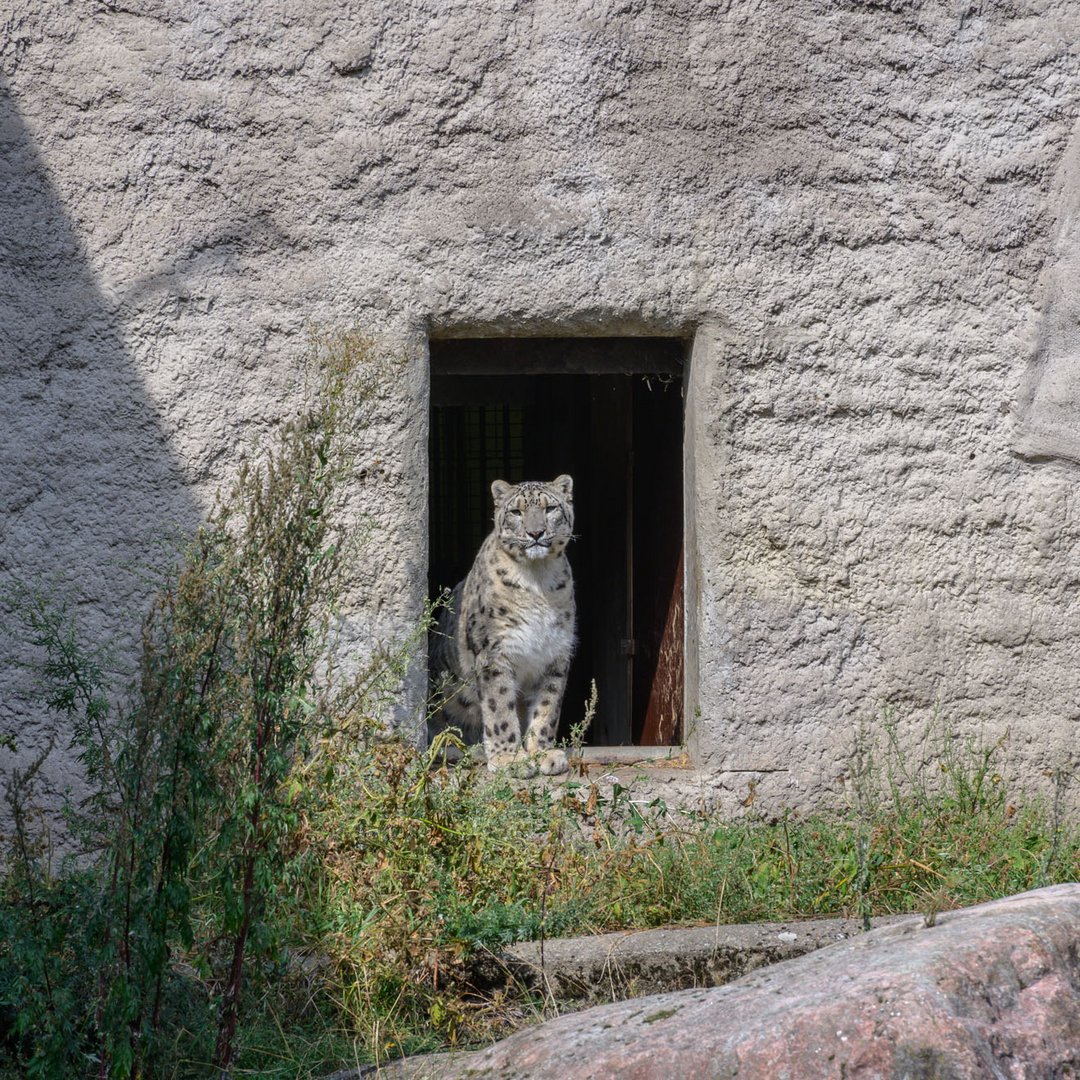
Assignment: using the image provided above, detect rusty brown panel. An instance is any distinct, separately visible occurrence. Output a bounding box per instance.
[640,550,684,746]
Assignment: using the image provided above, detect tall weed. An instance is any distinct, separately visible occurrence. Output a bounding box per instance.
[1,332,403,1078]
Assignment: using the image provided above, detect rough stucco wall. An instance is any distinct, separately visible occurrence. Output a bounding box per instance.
[3,0,1080,815]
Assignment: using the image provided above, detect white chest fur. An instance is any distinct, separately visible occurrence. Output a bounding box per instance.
[490,555,574,685]
[501,598,574,681]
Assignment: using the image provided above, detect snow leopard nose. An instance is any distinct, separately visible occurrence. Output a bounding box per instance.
[527,529,545,541]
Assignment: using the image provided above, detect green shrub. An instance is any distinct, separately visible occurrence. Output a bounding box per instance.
[1,331,404,1078]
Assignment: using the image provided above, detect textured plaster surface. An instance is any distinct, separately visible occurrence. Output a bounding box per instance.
[3,1,1080,814]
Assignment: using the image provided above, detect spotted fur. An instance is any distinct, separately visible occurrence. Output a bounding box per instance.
[429,475,576,776]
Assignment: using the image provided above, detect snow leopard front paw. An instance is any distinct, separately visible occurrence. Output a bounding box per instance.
[535,748,569,776]
[486,750,538,778]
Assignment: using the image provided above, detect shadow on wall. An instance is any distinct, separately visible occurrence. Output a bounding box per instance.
[0,75,198,796]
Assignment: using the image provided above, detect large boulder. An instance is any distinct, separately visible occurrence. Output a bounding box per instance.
[404,885,1080,1079]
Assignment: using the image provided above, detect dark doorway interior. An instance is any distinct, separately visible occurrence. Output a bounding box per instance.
[429,338,685,746]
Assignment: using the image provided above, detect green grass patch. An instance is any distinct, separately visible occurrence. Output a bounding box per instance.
[274,721,1078,1064]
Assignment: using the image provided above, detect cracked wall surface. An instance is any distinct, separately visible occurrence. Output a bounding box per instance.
[3,0,1080,815]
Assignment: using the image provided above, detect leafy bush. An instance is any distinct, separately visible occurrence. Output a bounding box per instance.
[1,332,405,1077]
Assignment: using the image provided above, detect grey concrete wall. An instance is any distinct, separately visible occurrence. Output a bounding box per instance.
[3,0,1080,815]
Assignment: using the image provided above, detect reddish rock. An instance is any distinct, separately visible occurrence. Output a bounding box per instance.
[444,885,1080,1079]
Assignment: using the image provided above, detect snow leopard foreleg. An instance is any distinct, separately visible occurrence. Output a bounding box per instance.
[476,656,530,774]
[523,662,569,776]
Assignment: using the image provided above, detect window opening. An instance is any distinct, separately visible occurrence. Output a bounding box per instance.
[429,338,686,747]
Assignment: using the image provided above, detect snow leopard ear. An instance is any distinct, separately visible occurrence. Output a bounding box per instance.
[552,474,573,500]
[491,479,513,504]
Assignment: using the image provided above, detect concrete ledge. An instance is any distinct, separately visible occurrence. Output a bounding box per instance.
[489,914,911,1003]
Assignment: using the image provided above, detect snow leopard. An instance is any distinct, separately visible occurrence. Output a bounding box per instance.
[429,475,576,776]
